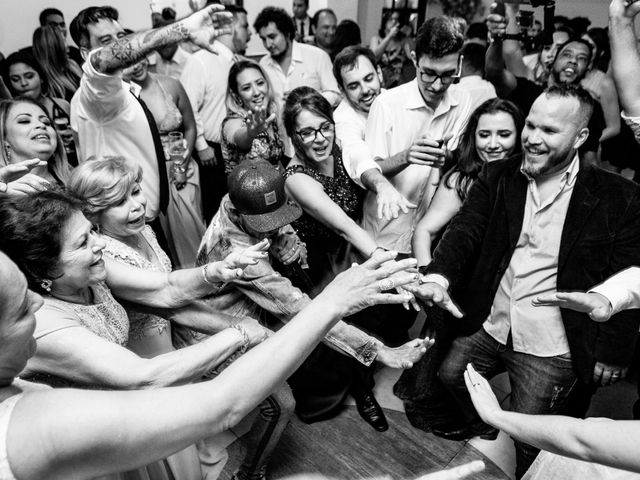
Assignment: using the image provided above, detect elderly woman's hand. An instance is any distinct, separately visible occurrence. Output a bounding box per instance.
[2,173,51,197]
[464,363,503,426]
[376,337,434,369]
[204,239,270,283]
[318,250,419,318]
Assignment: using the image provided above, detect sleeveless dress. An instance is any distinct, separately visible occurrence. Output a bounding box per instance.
[221,112,285,175]
[148,76,206,268]
[283,147,364,295]
[28,283,202,480]
[102,227,173,358]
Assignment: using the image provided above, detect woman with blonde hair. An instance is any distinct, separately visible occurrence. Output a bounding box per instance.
[0,97,70,194]
[32,25,82,101]
[222,59,285,174]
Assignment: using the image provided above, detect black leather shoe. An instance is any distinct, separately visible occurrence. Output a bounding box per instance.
[354,391,389,432]
[432,422,498,441]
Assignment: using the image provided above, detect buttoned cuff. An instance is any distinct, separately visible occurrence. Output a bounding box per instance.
[589,285,625,317]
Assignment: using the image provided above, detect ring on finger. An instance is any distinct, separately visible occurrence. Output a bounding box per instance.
[378,278,395,291]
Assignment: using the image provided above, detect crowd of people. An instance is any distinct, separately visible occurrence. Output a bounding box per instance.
[1,0,640,479]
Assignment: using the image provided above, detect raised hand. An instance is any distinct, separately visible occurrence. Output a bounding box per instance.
[0,159,47,184]
[2,173,51,197]
[182,4,234,53]
[407,133,453,167]
[610,0,640,19]
[376,337,434,369]
[464,363,502,425]
[532,291,613,322]
[319,251,419,318]
[206,239,270,282]
[245,107,277,139]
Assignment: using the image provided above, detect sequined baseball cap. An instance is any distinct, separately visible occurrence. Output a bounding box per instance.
[228,160,302,233]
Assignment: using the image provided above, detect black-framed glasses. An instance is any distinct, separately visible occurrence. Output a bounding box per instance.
[417,69,460,86]
[295,121,335,144]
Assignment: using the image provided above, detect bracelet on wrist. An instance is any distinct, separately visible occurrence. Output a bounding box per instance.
[231,323,250,354]
[201,263,219,286]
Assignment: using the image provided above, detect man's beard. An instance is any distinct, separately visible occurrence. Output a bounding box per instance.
[522,145,574,178]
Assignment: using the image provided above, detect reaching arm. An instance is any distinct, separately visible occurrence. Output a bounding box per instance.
[284,172,378,257]
[485,14,518,97]
[106,241,269,307]
[8,253,417,480]
[500,4,532,79]
[412,176,464,267]
[465,363,640,474]
[361,168,416,220]
[609,0,640,117]
[90,5,232,74]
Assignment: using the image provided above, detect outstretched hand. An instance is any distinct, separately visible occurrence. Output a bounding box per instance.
[415,461,485,480]
[207,239,270,283]
[375,181,417,220]
[376,337,434,369]
[319,251,419,318]
[464,363,502,426]
[246,108,277,139]
[405,281,464,318]
[183,4,234,53]
[532,291,613,322]
[0,159,47,184]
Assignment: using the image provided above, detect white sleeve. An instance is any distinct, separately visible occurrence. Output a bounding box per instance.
[589,266,640,315]
[364,96,393,159]
[335,111,380,188]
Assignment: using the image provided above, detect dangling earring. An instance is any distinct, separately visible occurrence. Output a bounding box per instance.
[4,144,11,161]
[40,279,52,292]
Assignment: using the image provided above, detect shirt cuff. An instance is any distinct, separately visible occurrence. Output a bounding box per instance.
[420,273,449,290]
[195,136,209,152]
[589,284,626,317]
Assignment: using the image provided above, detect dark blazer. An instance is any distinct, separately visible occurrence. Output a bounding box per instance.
[426,156,640,384]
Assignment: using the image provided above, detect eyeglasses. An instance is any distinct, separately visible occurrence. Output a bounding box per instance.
[417,69,460,86]
[295,122,335,144]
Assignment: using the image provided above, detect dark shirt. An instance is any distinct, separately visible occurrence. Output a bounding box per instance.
[507,76,605,154]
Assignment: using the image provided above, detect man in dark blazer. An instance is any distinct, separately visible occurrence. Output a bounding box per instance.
[410,84,640,479]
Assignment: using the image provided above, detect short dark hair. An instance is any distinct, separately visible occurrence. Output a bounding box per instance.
[333,45,378,90]
[465,22,488,41]
[311,9,337,28]
[0,189,83,294]
[415,16,464,60]
[225,4,247,17]
[461,42,487,75]
[552,38,594,75]
[70,6,119,49]
[39,8,64,26]
[543,83,594,129]
[283,86,335,160]
[254,6,295,41]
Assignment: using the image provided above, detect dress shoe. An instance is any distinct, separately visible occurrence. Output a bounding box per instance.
[432,422,498,441]
[354,391,389,432]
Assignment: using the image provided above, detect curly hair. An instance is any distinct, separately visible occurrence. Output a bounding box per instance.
[415,16,465,60]
[253,6,296,41]
[0,189,83,293]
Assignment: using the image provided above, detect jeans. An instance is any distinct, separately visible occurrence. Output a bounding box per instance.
[439,328,578,479]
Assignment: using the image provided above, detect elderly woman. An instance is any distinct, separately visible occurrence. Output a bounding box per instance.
[0,190,270,479]
[221,59,285,175]
[0,246,421,479]
[0,97,71,194]
[68,157,296,480]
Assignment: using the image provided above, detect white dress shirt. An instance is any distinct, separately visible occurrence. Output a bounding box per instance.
[591,267,640,316]
[259,41,340,109]
[180,41,235,150]
[457,75,497,112]
[483,154,580,357]
[153,45,192,80]
[334,98,381,188]
[70,50,160,220]
[363,80,473,253]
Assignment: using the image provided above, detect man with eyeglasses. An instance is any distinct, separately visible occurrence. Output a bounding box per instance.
[361,17,473,338]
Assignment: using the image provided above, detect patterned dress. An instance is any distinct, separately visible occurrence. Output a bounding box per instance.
[283,147,364,294]
[102,226,173,358]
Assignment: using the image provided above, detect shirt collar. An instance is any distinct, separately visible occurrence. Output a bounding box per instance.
[405,79,461,114]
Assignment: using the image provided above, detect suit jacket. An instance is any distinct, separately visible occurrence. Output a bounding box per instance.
[426,156,640,383]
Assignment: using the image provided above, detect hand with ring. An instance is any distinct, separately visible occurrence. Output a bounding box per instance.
[464,363,503,426]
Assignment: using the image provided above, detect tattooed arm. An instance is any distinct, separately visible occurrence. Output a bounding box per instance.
[90,4,232,74]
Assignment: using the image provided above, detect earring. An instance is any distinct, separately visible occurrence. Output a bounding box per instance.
[40,279,52,292]
[4,144,11,161]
